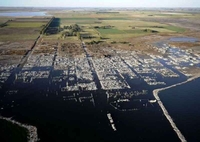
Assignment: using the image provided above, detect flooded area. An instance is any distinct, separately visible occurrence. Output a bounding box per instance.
[169,37,199,42]
[0,36,200,141]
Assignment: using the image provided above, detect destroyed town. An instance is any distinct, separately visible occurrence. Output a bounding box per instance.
[1,3,200,142]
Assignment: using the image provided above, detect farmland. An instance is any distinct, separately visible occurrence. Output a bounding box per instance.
[0,18,50,41]
[35,9,200,57]
[96,28,124,34]
[45,10,196,45]
[1,9,200,58]
[0,17,51,67]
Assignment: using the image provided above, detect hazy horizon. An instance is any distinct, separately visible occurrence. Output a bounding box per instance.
[0,0,200,8]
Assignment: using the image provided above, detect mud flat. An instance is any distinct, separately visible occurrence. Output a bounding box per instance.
[0,116,39,142]
[153,73,200,142]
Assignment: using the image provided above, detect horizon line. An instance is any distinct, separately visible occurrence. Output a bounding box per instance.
[1,6,200,8]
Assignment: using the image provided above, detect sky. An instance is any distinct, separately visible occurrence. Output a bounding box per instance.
[0,0,200,7]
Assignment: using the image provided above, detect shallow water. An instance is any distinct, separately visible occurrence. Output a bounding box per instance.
[0,66,182,142]
[169,37,199,42]
[0,39,199,141]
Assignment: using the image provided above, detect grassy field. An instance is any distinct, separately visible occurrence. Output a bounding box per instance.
[58,13,187,43]
[7,22,45,28]
[123,29,147,34]
[0,34,39,41]
[98,17,128,20]
[62,18,96,20]
[56,10,200,44]
[0,18,9,24]
[1,10,195,44]
[0,18,50,42]
[165,26,185,32]
[97,28,125,34]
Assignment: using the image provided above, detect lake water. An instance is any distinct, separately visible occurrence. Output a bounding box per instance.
[169,37,199,42]
[0,11,48,17]
[159,78,200,142]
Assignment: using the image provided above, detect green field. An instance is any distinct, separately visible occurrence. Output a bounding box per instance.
[165,26,186,32]
[98,17,128,20]
[97,28,125,34]
[62,18,97,20]
[7,22,46,28]
[123,29,147,34]
[0,18,50,42]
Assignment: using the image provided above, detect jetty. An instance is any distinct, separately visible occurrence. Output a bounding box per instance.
[153,73,200,142]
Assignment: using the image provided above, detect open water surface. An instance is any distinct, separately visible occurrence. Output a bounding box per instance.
[0,11,48,17]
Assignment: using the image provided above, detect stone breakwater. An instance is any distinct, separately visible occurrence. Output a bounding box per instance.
[0,116,39,142]
[153,74,200,142]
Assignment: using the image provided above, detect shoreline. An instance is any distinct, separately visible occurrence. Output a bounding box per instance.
[153,73,200,142]
[0,116,39,142]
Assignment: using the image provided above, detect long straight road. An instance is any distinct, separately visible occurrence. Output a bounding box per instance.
[18,35,42,68]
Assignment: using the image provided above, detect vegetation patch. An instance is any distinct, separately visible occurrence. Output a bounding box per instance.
[98,17,128,20]
[97,28,124,34]
[143,29,159,33]
[61,18,96,20]
[123,29,146,34]
[7,22,45,28]
[96,12,120,14]
[165,26,185,33]
[85,40,104,45]
[80,33,95,39]
[62,24,82,39]
[94,25,114,29]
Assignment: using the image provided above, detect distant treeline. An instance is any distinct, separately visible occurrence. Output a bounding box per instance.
[96,12,120,14]
[94,25,114,29]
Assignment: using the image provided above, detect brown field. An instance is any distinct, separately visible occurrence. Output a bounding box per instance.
[33,41,57,54]
[59,43,84,57]
[0,55,22,65]
[87,43,115,58]
[0,17,52,66]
